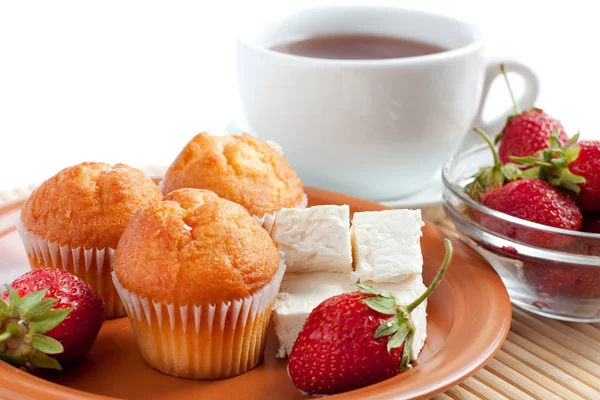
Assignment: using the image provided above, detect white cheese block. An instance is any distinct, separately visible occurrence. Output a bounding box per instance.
[271,205,353,274]
[351,209,424,283]
[273,272,427,359]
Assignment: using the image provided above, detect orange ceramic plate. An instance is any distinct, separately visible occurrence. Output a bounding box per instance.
[0,187,511,400]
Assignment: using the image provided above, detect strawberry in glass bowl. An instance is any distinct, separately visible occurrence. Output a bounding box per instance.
[442,129,600,321]
[442,66,600,321]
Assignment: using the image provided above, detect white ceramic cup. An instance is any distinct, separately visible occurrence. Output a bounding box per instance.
[236,5,539,201]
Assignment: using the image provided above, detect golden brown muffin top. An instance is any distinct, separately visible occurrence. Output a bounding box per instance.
[160,133,304,217]
[21,162,162,249]
[112,188,280,305]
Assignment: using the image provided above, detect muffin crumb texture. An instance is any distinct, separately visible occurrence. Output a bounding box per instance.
[161,133,304,216]
[113,188,280,304]
[20,162,162,249]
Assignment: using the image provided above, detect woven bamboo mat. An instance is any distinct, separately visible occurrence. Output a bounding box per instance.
[2,167,599,400]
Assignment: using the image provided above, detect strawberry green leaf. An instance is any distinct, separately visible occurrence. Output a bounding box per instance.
[510,156,539,164]
[501,163,523,181]
[400,333,414,371]
[467,128,522,201]
[4,285,20,312]
[18,289,48,316]
[549,168,586,194]
[563,146,581,164]
[354,281,393,299]
[464,171,489,202]
[489,167,504,188]
[494,132,504,145]
[542,151,554,163]
[0,331,11,342]
[0,299,8,313]
[29,308,71,334]
[507,130,585,195]
[362,297,396,315]
[543,147,563,156]
[6,323,21,338]
[387,322,409,353]
[562,182,582,194]
[550,157,567,168]
[0,353,27,367]
[466,164,505,202]
[26,350,62,371]
[28,298,58,319]
[31,334,64,355]
[354,281,382,296]
[520,167,541,179]
[562,132,580,149]
[549,136,561,149]
[375,315,401,338]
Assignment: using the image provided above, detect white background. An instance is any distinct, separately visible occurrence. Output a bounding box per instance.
[1,0,599,193]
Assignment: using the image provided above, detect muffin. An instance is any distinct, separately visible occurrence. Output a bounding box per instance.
[111,188,286,379]
[17,162,162,319]
[160,132,306,218]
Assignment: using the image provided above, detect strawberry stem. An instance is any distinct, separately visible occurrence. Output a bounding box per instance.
[500,64,520,115]
[405,239,453,313]
[474,128,500,166]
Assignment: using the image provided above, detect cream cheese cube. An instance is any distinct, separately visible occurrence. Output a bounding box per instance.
[271,205,353,274]
[351,209,424,283]
[273,272,427,360]
[273,272,353,358]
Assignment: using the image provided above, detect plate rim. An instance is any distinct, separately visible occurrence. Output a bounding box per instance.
[0,187,512,400]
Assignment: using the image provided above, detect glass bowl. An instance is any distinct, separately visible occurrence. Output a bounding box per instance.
[442,144,600,322]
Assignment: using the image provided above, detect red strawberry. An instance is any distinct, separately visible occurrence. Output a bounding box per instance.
[465,129,582,246]
[582,212,600,234]
[498,110,569,165]
[568,141,600,211]
[480,245,600,299]
[522,259,600,299]
[496,64,569,164]
[0,268,104,370]
[288,239,452,396]
[480,179,582,247]
[289,291,405,395]
[520,215,600,299]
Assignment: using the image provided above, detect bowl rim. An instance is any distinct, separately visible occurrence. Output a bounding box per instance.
[441,143,600,240]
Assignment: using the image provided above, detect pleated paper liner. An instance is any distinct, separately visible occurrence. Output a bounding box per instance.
[15,219,125,319]
[112,258,286,380]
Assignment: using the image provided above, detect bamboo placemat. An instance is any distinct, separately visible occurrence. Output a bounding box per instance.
[2,167,599,400]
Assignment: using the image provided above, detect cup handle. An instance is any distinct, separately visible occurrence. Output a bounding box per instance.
[465,60,540,148]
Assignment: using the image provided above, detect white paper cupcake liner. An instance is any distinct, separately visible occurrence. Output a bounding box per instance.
[112,256,286,379]
[253,213,277,236]
[15,219,125,319]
